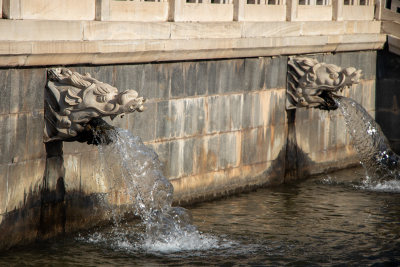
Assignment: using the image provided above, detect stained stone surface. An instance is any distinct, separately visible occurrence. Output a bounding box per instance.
[376,48,400,153]
[0,51,377,249]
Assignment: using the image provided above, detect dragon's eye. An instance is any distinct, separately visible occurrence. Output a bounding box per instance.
[329,73,338,79]
[97,95,107,103]
[308,73,316,81]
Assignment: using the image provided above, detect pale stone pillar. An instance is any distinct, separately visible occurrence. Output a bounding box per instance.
[168,0,178,21]
[96,0,110,21]
[233,0,245,21]
[333,0,343,21]
[170,0,183,22]
[287,0,298,21]
[2,0,22,19]
[374,0,382,20]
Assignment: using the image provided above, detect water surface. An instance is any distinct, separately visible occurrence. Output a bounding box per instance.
[1,167,400,266]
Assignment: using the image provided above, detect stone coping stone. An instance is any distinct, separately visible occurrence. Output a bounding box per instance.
[0,34,386,66]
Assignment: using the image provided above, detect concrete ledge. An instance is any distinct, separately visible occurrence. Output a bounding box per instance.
[382,21,400,37]
[0,33,386,66]
[0,20,385,66]
[83,21,171,41]
[0,20,382,41]
[388,35,400,56]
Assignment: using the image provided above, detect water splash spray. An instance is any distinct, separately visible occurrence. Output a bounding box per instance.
[335,96,400,184]
[90,127,220,252]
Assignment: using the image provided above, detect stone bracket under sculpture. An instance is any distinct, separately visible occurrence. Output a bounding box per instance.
[44,68,145,142]
[286,57,362,110]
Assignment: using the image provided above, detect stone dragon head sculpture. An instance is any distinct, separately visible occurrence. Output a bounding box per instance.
[286,57,362,110]
[44,68,145,142]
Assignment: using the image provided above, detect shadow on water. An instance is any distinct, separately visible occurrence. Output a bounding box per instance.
[1,166,400,266]
[0,110,334,252]
[2,95,400,267]
[1,115,399,264]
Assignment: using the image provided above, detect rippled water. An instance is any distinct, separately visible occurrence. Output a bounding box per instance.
[2,99,400,266]
[1,167,400,266]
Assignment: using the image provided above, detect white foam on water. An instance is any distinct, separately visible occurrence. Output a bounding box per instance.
[78,231,137,252]
[141,231,223,253]
[321,175,334,184]
[78,228,233,254]
[82,232,106,244]
[84,127,236,254]
[358,179,400,193]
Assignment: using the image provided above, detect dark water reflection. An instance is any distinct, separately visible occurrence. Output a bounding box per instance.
[1,167,400,266]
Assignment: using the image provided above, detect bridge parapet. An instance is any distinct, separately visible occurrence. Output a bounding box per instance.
[0,0,387,66]
[377,0,400,55]
[2,0,377,22]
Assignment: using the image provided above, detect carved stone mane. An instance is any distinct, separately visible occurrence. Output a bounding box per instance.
[44,68,145,142]
[286,57,362,110]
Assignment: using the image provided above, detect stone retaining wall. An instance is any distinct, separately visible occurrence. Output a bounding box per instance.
[0,20,384,67]
[0,50,376,249]
[376,48,400,153]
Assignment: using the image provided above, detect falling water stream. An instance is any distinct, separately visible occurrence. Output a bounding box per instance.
[92,128,222,252]
[1,98,400,265]
[78,96,400,263]
[335,96,400,184]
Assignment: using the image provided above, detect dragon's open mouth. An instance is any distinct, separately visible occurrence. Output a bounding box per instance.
[318,91,340,111]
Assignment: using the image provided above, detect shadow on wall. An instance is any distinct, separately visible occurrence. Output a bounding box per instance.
[0,108,316,250]
[0,141,110,250]
[376,45,400,154]
[284,109,312,183]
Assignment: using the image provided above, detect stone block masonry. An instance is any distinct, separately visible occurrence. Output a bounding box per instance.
[0,51,377,249]
[376,47,400,153]
[0,20,384,67]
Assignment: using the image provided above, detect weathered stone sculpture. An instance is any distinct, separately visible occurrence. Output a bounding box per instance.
[44,68,145,142]
[286,57,362,110]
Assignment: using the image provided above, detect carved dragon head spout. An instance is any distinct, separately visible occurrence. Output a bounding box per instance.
[44,67,145,142]
[287,57,362,110]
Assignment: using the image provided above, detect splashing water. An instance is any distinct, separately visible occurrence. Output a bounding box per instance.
[335,96,400,184]
[88,128,221,253]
